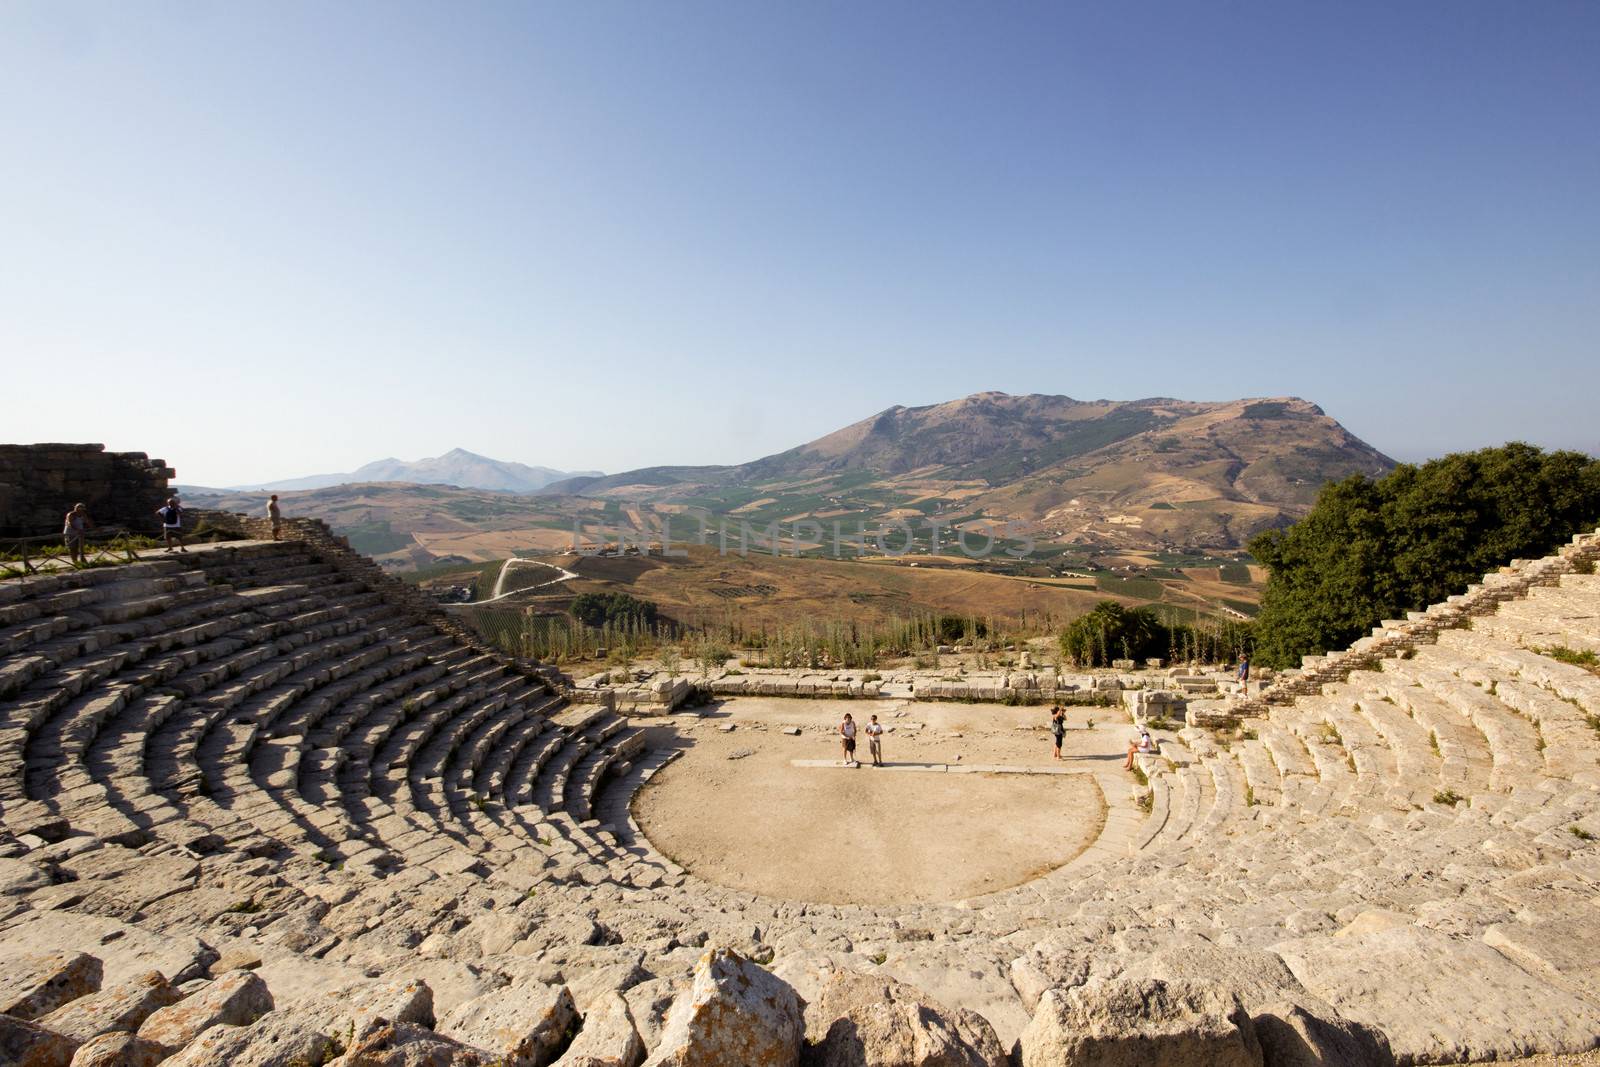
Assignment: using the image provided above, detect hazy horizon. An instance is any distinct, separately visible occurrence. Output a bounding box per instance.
[4,2,1597,485]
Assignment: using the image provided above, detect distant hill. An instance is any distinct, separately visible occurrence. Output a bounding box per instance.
[541,392,1395,551]
[180,393,1394,580]
[226,449,601,494]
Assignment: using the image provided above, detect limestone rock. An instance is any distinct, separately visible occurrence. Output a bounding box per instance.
[157,1013,335,1067]
[0,951,103,1021]
[437,981,578,1067]
[812,971,1007,1067]
[622,977,683,1053]
[1118,941,1301,1011]
[0,856,51,896]
[297,977,438,1038]
[881,950,1029,1051]
[1251,1001,1394,1067]
[138,969,274,1049]
[212,948,264,973]
[643,948,804,1067]
[0,1013,79,1067]
[0,912,216,987]
[554,991,644,1067]
[37,971,181,1044]
[332,1020,495,1066]
[770,952,857,1021]
[1275,926,1600,1063]
[1019,979,1262,1067]
[68,1031,167,1067]
[1116,941,1392,1067]
[564,957,650,1014]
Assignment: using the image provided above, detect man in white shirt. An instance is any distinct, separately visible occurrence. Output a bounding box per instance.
[865,714,885,766]
[839,713,858,767]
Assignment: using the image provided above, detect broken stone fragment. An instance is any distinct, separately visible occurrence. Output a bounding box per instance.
[0,951,103,1021]
[331,1019,496,1066]
[36,970,180,1045]
[0,1012,80,1067]
[642,948,804,1067]
[66,1030,167,1067]
[811,970,1007,1067]
[553,990,644,1067]
[1019,978,1262,1067]
[138,969,274,1050]
[437,981,578,1067]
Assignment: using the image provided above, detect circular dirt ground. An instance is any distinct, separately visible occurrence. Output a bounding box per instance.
[633,698,1114,904]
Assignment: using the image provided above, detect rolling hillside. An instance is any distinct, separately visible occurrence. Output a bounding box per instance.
[542,392,1394,552]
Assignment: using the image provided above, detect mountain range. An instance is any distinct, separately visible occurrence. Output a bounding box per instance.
[183,392,1395,567]
[222,449,600,495]
[540,392,1394,550]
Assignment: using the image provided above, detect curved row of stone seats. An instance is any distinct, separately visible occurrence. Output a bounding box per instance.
[5,527,1600,1064]
[1,543,572,877]
[2,564,349,840]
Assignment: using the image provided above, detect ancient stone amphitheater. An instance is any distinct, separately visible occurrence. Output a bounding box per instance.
[1,508,1598,1065]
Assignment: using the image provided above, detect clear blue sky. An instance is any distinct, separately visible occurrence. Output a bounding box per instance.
[3,1,1596,486]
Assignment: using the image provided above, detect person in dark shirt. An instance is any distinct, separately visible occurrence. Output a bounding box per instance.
[156,498,187,552]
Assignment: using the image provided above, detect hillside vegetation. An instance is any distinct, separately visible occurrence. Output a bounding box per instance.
[542,391,1394,554]
[1250,443,1600,668]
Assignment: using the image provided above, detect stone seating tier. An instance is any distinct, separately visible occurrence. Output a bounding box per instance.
[2,524,1599,1063]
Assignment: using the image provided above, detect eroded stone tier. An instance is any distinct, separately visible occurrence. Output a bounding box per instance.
[0,523,1597,1063]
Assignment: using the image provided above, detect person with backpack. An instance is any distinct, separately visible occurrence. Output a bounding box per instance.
[1050,706,1066,760]
[156,497,187,552]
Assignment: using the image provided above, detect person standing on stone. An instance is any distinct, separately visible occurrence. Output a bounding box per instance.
[1237,653,1250,684]
[839,713,858,767]
[156,497,187,552]
[62,503,92,566]
[865,714,884,767]
[1050,706,1066,760]
[267,494,282,540]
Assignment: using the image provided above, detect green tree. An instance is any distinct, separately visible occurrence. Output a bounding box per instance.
[1059,601,1162,666]
[569,592,658,628]
[1250,443,1600,668]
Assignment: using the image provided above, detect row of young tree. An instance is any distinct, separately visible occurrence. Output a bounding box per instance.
[468,603,1026,670]
[1249,443,1600,668]
[470,590,1253,673]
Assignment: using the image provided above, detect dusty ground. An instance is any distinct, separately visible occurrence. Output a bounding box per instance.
[633,698,1124,905]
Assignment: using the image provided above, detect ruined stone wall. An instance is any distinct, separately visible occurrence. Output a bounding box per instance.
[0,444,174,537]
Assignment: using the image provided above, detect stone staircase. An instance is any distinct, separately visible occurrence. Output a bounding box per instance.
[1224,528,1600,718]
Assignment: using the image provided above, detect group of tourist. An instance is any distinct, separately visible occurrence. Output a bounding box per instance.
[837,712,885,767]
[833,703,1163,772]
[58,492,285,566]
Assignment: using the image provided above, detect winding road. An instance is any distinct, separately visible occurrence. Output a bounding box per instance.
[453,556,578,606]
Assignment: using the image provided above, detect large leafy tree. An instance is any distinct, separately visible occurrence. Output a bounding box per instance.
[1250,443,1600,668]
